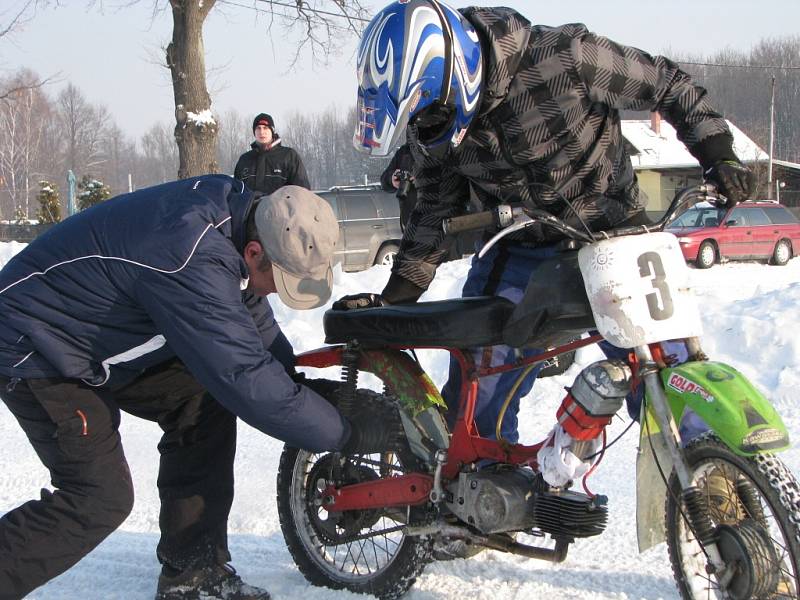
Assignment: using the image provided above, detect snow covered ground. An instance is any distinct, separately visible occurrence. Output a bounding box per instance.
[1,241,799,600]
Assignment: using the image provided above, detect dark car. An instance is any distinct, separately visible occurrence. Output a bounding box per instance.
[665,201,800,268]
[316,185,404,272]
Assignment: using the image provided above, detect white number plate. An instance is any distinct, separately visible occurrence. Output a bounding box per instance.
[578,232,702,348]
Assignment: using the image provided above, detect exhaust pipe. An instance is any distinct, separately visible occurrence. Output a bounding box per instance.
[406,523,570,563]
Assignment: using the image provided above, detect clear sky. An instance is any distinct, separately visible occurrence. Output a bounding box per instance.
[3,0,799,140]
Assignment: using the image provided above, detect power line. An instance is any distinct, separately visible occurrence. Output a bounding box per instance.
[679,61,800,71]
[216,4,800,64]
[218,0,372,23]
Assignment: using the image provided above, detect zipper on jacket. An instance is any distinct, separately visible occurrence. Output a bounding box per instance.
[6,377,20,392]
[489,113,526,169]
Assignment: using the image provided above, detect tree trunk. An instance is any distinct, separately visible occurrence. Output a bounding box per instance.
[167,1,218,179]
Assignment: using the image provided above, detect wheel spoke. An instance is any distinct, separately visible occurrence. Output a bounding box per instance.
[277,393,430,597]
[666,437,800,599]
[283,439,428,587]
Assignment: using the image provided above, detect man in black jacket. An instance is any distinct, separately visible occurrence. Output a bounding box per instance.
[0,178,399,600]
[342,0,755,443]
[234,113,310,195]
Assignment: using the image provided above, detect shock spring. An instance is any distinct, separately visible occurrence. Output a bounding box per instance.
[339,345,360,417]
[736,478,766,522]
[683,486,717,545]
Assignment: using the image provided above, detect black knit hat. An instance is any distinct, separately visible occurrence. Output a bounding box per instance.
[252,113,274,133]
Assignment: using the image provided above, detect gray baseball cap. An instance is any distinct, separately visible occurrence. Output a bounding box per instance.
[254,186,339,309]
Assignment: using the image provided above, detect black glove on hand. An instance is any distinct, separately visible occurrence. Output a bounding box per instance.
[332,293,388,311]
[292,373,342,403]
[705,160,755,208]
[340,402,405,455]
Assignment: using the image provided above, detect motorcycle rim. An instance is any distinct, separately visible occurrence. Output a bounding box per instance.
[276,397,431,600]
[666,433,800,599]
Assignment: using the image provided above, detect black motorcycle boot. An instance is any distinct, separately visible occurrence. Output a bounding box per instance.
[155,563,270,600]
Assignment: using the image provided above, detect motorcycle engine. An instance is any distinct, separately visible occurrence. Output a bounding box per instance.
[444,466,608,537]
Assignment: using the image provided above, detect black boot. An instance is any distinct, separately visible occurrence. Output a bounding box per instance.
[155,563,270,600]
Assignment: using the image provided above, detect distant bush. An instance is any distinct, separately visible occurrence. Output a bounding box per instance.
[36,180,62,224]
[77,176,111,210]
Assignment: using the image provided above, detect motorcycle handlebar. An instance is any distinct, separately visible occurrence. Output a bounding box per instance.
[450,183,723,257]
[443,210,495,234]
[443,204,521,235]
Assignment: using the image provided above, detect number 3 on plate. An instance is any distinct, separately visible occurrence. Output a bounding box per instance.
[637,251,674,321]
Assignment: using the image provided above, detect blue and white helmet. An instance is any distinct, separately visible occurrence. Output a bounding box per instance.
[353,0,483,157]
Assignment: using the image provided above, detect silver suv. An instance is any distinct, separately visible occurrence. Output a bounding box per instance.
[316,185,404,272]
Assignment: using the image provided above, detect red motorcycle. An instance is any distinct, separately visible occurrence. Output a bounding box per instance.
[276,185,800,600]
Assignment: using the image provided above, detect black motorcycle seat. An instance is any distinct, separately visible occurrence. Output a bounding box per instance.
[502,252,596,348]
[323,296,516,348]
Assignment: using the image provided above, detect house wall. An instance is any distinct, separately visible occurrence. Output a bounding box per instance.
[636,168,702,213]
[637,170,662,211]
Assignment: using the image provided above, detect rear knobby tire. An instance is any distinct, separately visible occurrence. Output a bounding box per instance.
[276,391,431,600]
[665,433,800,599]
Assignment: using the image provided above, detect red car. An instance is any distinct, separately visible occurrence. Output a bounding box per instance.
[666,201,800,268]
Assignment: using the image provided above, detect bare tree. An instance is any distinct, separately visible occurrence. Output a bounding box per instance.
[282,104,389,189]
[0,69,52,219]
[140,121,179,186]
[0,1,34,39]
[162,0,369,178]
[677,37,800,164]
[56,83,110,179]
[165,0,219,179]
[0,2,54,101]
[216,108,249,176]
[102,123,141,195]
[47,0,370,180]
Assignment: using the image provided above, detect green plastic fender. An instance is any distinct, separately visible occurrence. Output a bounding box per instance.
[636,360,790,552]
[660,360,790,455]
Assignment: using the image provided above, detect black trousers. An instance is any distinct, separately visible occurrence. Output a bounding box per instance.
[0,359,236,600]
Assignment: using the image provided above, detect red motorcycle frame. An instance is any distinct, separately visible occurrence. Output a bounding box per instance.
[296,334,602,513]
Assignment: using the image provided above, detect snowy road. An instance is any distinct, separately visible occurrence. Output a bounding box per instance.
[1,245,798,600]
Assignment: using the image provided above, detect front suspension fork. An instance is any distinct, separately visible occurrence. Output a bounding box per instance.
[635,344,730,581]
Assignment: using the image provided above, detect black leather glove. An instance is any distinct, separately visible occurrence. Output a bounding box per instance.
[705,160,755,208]
[332,293,388,311]
[339,401,405,455]
[333,274,426,310]
[292,373,342,403]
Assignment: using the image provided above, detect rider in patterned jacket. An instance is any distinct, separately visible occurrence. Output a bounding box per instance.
[340,1,754,443]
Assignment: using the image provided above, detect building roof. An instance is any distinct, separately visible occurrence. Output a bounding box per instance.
[773,158,800,171]
[622,119,768,170]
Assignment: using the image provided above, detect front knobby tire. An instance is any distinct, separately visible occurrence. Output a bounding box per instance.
[276,391,431,600]
[665,433,800,599]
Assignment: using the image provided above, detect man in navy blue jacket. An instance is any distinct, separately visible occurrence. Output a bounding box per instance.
[0,176,397,600]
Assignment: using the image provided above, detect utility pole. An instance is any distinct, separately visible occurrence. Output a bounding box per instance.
[67,170,76,216]
[767,75,775,200]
